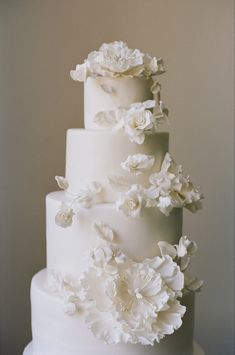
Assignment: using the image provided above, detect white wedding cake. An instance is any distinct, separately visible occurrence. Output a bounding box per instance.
[23,41,205,355]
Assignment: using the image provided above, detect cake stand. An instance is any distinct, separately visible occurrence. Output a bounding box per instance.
[23,341,205,355]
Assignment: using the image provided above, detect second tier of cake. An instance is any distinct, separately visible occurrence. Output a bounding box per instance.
[66,129,169,201]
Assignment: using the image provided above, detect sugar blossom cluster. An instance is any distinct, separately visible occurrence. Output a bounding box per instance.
[70,41,165,82]
[94,99,168,144]
[54,176,102,228]
[114,152,203,217]
[48,230,202,346]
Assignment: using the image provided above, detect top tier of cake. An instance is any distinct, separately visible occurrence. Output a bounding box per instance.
[70,41,166,130]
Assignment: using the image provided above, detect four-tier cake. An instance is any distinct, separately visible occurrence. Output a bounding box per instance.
[23,41,205,355]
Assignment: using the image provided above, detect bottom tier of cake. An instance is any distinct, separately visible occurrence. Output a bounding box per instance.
[23,270,204,355]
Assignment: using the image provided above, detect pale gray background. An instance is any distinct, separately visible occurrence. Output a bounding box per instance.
[0,1,234,354]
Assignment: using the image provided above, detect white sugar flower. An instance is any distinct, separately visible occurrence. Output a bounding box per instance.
[48,271,84,315]
[143,185,160,207]
[73,181,102,208]
[74,189,94,208]
[63,302,77,315]
[70,63,87,82]
[93,221,115,242]
[158,241,178,260]
[55,176,69,190]
[144,255,184,295]
[49,234,202,345]
[184,274,204,293]
[54,181,102,228]
[94,100,158,144]
[148,153,203,215]
[151,300,186,342]
[116,184,145,218]
[111,263,170,320]
[55,206,75,228]
[121,154,155,175]
[145,56,166,75]
[149,153,182,195]
[177,236,198,258]
[180,179,204,212]
[95,41,144,75]
[81,244,185,345]
[70,42,164,81]
[87,243,127,274]
[155,100,169,123]
[89,244,113,267]
[151,80,161,95]
[85,307,131,344]
[175,236,198,272]
[156,195,173,216]
[123,106,154,144]
[157,237,203,293]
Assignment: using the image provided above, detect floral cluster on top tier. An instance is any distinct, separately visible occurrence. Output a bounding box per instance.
[70,41,165,82]
[112,152,203,217]
[94,99,168,144]
[48,224,203,345]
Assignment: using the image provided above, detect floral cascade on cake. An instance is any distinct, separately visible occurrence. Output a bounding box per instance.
[48,231,202,345]
[23,41,204,355]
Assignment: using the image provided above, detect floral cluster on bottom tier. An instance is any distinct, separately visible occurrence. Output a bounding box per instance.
[48,228,203,346]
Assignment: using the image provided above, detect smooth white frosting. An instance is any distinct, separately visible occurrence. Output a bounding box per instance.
[27,269,195,355]
[65,129,169,201]
[84,77,153,129]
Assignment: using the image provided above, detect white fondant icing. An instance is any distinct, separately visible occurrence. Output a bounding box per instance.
[65,129,169,200]
[46,191,182,277]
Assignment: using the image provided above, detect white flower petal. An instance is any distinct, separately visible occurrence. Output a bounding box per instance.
[64,302,77,315]
[70,63,87,82]
[55,176,69,190]
[121,154,155,175]
[180,255,191,271]
[99,83,115,94]
[157,196,173,216]
[93,221,114,242]
[177,236,198,258]
[184,274,204,293]
[158,241,177,260]
[148,152,203,215]
[55,206,74,228]
[151,81,161,95]
[116,184,145,218]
